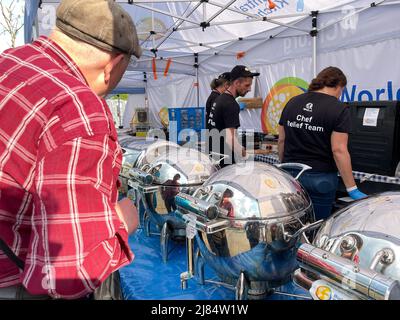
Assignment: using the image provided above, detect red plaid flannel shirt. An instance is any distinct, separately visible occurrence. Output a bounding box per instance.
[0,37,133,299]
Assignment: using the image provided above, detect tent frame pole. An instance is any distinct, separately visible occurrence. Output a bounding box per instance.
[198,15,310,67]
[204,0,309,32]
[311,11,318,78]
[195,53,199,108]
[319,0,386,33]
[167,36,240,54]
[176,17,309,33]
[206,0,238,25]
[207,0,309,20]
[127,0,312,58]
[173,10,309,33]
[154,1,203,50]
[133,3,199,25]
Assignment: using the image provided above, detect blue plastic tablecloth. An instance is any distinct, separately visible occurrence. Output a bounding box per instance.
[120,229,311,300]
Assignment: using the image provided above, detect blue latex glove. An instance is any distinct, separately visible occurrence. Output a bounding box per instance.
[238,102,246,111]
[348,188,367,200]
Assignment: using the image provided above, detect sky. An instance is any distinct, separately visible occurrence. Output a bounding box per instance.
[0,0,25,53]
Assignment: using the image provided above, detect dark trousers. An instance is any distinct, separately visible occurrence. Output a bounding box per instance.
[286,169,339,221]
[208,232,230,256]
[164,197,177,213]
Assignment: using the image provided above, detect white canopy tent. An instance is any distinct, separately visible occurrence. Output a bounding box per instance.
[25,0,400,131]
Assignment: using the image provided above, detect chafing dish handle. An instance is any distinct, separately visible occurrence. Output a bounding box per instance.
[297,243,400,300]
[128,168,154,185]
[291,219,324,240]
[275,163,312,180]
[208,151,229,165]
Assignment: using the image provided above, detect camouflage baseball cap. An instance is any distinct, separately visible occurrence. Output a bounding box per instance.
[56,0,142,58]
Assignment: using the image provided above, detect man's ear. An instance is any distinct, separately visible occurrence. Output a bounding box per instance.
[104,53,125,84]
[233,79,241,87]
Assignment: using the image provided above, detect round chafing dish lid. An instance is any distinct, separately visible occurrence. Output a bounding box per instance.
[118,134,139,148]
[316,192,400,241]
[150,147,217,185]
[201,162,311,219]
[125,138,179,154]
[313,192,400,282]
[123,139,180,168]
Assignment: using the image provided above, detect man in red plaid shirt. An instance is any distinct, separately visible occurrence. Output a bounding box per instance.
[0,0,142,299]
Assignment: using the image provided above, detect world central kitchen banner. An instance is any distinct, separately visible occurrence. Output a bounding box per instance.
[256,3,400,135]
[259,38,400,135]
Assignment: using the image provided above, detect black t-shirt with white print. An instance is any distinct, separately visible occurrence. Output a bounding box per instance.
[208,92,240,131]
[206,90,220,130]
[207,93,241,166]
[279,91,350,172]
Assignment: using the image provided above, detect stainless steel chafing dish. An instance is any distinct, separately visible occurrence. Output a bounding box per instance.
[119,137,180,195]
[127,143,218,262]
[295,192,400,300]
[176,162,318,299]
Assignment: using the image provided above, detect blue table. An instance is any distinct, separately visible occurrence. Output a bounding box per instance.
[120,228,310,300]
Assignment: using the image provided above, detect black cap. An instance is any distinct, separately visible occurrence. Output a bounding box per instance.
[218,72,231,81]
[230,65,260,81]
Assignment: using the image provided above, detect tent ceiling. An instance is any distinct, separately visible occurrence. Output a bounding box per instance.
[29,0,399,78]
[36,0,355,54]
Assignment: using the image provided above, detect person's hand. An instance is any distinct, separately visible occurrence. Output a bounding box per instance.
[348,188,367,200]
[115,198,139,235]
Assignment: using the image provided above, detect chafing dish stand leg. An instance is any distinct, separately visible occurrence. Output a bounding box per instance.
[235,271,249,300]
[181,236,195,289]
[194,248,205,285]
[144,211,151,237]
[160,222,172,263]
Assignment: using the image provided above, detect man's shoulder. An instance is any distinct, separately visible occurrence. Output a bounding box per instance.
[215,93,232,104]
[15,49,111,139]
[30,70,110,140]
[0,43,95,103]
[215,93,237,110]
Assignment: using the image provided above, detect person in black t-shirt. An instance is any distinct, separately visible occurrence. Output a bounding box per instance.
[206,72,231,130]
[207,65,264,167]
[278,66,366,221]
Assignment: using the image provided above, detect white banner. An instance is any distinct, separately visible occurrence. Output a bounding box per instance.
[146,34,400,132]
[257,37,400,135]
